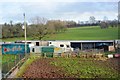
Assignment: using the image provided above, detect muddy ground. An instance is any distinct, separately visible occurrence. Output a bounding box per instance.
[22,58,72,78]
[22,58,120,78]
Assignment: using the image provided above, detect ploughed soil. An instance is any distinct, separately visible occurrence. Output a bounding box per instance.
[22,58,120,78]
[22,58,71,78]
[106,58,120,72]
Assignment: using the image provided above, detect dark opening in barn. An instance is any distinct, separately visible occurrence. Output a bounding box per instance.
[36,42,39,46]
[95,42,113,51]
[71,42,113,51]
[82,43,94,50]
[71,42,94,50]
[71,42,81,50]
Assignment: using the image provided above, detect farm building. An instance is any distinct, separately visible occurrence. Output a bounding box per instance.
[15,40,117,52]
[15,40,49,46]
[48,40,115,52]
[116,40,120,53]
[30,46,63,54]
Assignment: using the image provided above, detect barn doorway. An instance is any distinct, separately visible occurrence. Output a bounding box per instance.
[71,42,81,50]
[36,42,39,46]
[95,42,109,51]
[98,45,108,51]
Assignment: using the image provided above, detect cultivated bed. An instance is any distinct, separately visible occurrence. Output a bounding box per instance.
[21,57,120,78]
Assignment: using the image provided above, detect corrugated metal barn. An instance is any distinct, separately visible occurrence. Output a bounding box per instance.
[48,40,115,52]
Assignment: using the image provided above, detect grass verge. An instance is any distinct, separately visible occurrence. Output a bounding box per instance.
[16,53,40,77]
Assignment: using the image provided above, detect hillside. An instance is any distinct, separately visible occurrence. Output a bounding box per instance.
[45,26,118,40]
[2,26,118,42]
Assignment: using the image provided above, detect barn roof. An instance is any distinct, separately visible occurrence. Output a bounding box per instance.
[15,40,119,43]
[49,40,114,43]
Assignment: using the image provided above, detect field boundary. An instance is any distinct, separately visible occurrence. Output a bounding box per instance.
[16,53,40,78]
[4,57,25,78]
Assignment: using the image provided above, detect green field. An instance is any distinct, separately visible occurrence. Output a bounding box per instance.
[46,26,118,40]
[2,26,118,42]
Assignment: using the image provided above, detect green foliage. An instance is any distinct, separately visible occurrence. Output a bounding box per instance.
[2,54,17,64]
[2,37,32,42]
[2,23,24,38]
[104,52,115,56]
[2,19,68,40]
[30,24,50,40]
[50,58,119,78]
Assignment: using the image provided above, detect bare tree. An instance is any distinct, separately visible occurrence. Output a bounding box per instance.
[10,20,13,27]
[100,22,109,29]
[30,16,50,40]
[89,16,96,24]
[103,16,108,22]
[46,20,67,33]
[118,13,120,23]
[31,16,47,25]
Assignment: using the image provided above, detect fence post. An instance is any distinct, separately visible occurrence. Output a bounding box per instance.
[7,62,9,73]
[44,53,46,58]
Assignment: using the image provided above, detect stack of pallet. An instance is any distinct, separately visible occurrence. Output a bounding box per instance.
[79,53,103,58]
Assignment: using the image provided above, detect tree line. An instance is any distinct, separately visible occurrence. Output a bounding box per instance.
[2,16,118,40]
[2,17,75,40]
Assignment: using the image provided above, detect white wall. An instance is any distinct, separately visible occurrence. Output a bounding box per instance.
[49,41,73,52]
[49,41,70,48]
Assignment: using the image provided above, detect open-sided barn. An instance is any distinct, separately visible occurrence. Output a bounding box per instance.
[48,40,115,52]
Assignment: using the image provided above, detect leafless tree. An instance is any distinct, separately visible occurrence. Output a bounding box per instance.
[89,16,96,24]
[100,22,109,29]
[31,16,47,25]
[30,16,50,40]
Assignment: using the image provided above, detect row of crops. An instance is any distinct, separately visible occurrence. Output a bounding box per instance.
[20,55,119,78]
[50,58,119,78]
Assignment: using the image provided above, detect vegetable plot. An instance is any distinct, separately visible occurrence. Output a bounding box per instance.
[22,57,119,78]
[51,58,119,78]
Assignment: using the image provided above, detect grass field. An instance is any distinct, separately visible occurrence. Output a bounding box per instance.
[46,26,118,40]
[2,26,118,42]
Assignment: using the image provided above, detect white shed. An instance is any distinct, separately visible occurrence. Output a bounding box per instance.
[48,41,73,52]
[30,46,42,53]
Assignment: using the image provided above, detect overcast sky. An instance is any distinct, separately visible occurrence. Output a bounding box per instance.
[0,0,119,24]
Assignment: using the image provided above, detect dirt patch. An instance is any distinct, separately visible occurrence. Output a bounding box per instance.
[22,58,120,78]
[106,58,120,72]
[22,58,71,78]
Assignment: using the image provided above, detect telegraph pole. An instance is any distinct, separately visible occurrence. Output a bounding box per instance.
[23,13,27,58]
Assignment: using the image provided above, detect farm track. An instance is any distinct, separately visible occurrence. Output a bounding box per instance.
[22,58,120,78]
[22,58,71,78]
